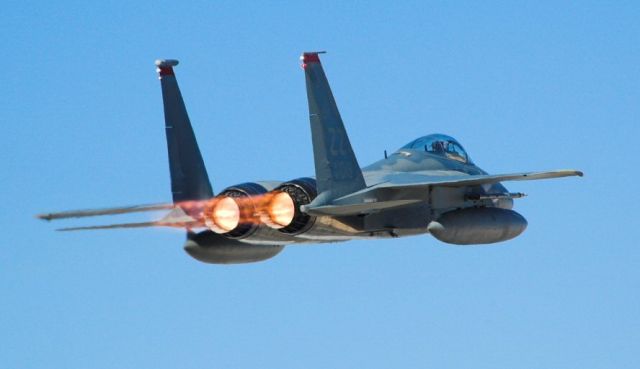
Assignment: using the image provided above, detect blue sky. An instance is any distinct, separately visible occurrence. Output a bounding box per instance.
[2,1,638,368]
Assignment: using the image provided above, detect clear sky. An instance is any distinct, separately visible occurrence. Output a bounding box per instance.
[2,1,638,368]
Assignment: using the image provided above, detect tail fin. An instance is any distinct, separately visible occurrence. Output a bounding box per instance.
[156,59,214,203]
[302,52,366,204]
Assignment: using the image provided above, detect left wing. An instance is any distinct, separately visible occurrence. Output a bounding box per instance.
[375,169,583,189]
[303,169,583,216]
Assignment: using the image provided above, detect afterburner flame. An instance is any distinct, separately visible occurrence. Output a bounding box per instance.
[265,192,296,228]
[200,190,304,233]
[205,197,240,233]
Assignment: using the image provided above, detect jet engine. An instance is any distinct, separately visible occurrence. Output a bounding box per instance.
[261,177,318,235]
[203,182,278,239]
[427,207,527,245]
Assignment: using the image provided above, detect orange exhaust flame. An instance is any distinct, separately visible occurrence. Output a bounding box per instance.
[262,192,295,229]
[180,191,299,234]
[204,197,241,233]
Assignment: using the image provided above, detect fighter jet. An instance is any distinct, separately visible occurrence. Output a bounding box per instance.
[38,52,583,264]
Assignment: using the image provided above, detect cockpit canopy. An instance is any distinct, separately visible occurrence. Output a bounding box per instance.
[401,134,472,164]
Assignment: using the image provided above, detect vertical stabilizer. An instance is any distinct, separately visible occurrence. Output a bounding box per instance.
[302,52,366,204]
[156,59,214,203]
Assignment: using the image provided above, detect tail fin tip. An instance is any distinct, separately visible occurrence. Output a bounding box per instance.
[301,51,326,66]
[155,59,179,67]
[155,59,180,76]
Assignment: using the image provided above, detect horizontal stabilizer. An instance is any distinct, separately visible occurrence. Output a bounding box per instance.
[303,199,422,216]
[57,221,165,232]
[37,203,174,221]
[55,207,198,231]
[56,220,198,232]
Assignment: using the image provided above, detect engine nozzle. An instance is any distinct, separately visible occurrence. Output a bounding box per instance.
[262,192,296,229]
[204,197,240,234]
[260,178,317,234]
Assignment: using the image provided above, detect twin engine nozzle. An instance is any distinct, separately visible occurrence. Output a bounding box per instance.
[203,191,295,234]
[201,178,317,238]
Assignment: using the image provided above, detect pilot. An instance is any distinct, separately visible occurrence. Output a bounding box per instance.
[431,141,445,153]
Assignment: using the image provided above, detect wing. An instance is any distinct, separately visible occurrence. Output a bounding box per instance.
[376,169,584,189]
[303,169,583,216]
